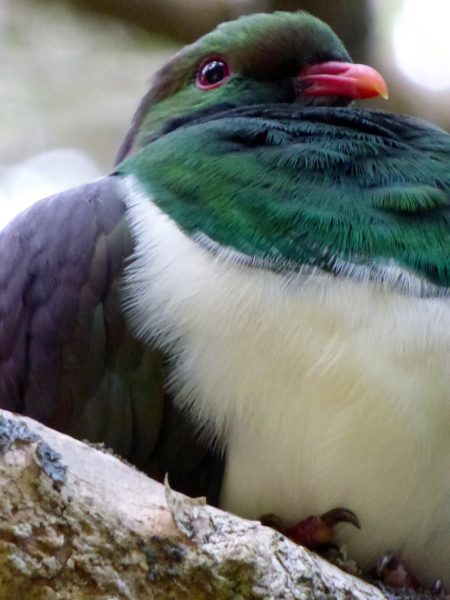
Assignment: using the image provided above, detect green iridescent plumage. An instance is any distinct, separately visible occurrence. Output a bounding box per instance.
[117,11,350,161]
[119,105,450,290]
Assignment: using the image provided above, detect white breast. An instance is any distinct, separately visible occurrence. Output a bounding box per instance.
[123,177,450,585]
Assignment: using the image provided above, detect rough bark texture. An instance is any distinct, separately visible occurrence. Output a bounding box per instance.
[0,409,436,599]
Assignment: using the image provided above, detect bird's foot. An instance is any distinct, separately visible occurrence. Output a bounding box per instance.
[260,507,361,549]
[376,553,447,595]
[376,553,420,590]
[262,514,447,595]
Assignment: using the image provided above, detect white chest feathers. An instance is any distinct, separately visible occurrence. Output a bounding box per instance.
[123,179,450,585]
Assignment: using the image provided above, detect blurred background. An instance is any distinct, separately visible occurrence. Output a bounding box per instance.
[1,0,449,227]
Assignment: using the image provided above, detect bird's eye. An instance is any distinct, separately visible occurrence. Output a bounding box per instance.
[196,56,231,90]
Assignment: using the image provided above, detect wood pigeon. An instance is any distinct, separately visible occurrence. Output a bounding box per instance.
[1,11,449,587]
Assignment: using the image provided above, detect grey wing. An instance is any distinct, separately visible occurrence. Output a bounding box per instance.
[0,175,223,500]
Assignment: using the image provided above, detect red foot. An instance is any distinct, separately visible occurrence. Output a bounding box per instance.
[260,507,361,549]
[376,553,420,590]
[262,511,447,593]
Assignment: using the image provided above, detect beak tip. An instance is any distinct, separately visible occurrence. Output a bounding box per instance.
[374,78,389,101]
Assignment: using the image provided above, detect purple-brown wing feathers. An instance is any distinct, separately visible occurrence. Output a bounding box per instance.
[0,175,223,501]
[0,177,162,459]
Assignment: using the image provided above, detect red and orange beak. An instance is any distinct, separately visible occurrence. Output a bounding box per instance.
[297,61,389,100]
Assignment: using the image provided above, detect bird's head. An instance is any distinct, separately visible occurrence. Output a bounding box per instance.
[117,11,387,162]
[119,12,438,283]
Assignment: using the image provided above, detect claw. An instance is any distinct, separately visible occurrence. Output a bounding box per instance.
[320,507,361,530]
[430,578,445,596]
[259,513,285,533]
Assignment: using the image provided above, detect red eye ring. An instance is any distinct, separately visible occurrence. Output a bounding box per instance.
[196,55,232,90]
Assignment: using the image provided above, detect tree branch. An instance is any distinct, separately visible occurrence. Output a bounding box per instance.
[0,409,425,599]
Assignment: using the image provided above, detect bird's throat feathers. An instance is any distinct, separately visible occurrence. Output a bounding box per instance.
[117,106,450,293]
